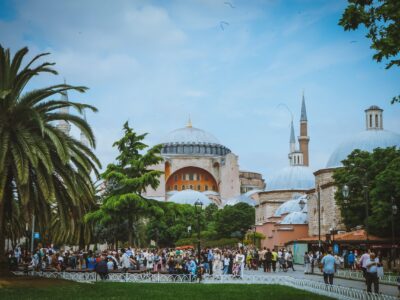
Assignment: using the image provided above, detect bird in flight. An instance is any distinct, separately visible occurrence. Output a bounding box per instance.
[224,1,235,8]
[220,21,230,31]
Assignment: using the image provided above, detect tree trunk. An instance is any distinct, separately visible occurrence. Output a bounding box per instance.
[128,214,133,247]
[0,201,6,264]
[78,224,85,250]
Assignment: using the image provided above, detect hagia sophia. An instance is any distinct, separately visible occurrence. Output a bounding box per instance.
[58,90,400,252]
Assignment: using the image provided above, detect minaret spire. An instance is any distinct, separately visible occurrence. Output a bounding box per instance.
[300,90,307,122]
[290,119,296,153]
[298,91,310,166]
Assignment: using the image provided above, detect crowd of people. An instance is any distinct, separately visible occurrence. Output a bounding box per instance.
[7,244,400,295]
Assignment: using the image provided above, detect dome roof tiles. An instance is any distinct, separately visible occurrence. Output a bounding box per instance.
[162,126,220,145]
[266,166,314,191]
[168,189,213,206]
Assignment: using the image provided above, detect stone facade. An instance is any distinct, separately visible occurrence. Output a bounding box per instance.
[239,171,265,193]
[307,168,345,237]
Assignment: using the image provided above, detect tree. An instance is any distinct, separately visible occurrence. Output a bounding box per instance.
[85,122,163,246]
[333,147,400,237]
[0,46,100,261]
[339,0,400,103]
[215,203,255,239]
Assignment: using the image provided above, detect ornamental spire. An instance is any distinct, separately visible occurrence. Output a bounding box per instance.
[300,90,307,122]
[186,115,192,128]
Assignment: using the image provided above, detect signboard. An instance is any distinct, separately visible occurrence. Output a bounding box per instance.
[34,232,40,239]
[333,243,339,254]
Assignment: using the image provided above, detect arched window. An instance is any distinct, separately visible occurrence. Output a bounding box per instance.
[197,185,201,191]
[212,185,216,191]
[174,185,178,190]
[205,185,208,191]
[182,185,185,190]
[174,175,178,182]
[189,185,193,189]
[375,114,378,127]
[369,114,372,128]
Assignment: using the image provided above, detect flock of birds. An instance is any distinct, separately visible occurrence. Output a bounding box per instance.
[220,1,235,31]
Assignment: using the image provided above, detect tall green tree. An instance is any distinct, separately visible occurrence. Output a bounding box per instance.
[0,46,100,260]
[86,122,163,246]
[333,147,400,237]
[339,0,400,103]
[215,203,255,239]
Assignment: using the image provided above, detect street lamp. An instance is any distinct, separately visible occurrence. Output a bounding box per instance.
[342,185,349,203]
[194,199,203,266]
[391,196,398,268]
[252,225,257,248]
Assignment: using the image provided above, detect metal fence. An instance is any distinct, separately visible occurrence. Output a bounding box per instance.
[333,269,398,285]
[13,271,398,300]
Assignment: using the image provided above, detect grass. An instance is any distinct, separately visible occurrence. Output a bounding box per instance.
[0,278,334,300]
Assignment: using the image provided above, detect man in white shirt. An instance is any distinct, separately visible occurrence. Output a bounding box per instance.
[120,249,131,271]
[359,250,370,278]
[365,252,380,293]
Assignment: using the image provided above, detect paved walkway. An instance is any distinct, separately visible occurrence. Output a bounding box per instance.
[243,267,399,297]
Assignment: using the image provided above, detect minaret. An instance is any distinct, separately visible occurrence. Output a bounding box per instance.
[365,105,383,130]
[288,120,304,166]
[298,92,310,166]
[56,82,71,135]
[80,110,90,147]
[186,115,192,128]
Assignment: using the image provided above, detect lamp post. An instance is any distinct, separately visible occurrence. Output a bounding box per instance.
[364,184,369,242]
[252,225,256,248]
[391,196,398,268]
[194,199,203,266]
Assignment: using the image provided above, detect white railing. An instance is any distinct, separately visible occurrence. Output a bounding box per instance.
[13,271,398,300]
[333,269,398,285]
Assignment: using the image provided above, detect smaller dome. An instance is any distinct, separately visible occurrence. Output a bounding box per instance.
[280,211,308,225]
[267,166,314,191]
[224,189,261,207]
[365,105,382,111]
[326,130,400,168]
[274,195,307,217]
[168,189,213,206]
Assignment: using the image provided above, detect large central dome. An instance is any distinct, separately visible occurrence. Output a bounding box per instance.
[162,126,220,144]
[161,124,231,156]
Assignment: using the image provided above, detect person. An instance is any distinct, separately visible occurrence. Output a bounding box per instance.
[271,249,278,272]
[223,254,230,275]
[321,250,336,285]
[365,252,379,293]
[310,252,315,274]
[279,251,287,272]
[208,249,214,275]
[359,250,370,278]
[120,249,131,272]
[107,257,114,271]
[212,249,223,276]
[265,249,272,272]
[260,247,267,272]
[304,251,311,274]
[286,251,295,271]
[95,256,108,280]
[347,251,355,270]
[234,250,245,277]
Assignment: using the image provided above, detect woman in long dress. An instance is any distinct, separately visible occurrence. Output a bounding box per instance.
[212,249,223,275]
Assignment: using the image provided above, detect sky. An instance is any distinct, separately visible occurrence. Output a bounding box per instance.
[1,0,399,182]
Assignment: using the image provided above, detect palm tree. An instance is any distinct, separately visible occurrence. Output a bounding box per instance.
[0,45,101,261]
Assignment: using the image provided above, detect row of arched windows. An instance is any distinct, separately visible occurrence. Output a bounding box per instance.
[162,143,230,156]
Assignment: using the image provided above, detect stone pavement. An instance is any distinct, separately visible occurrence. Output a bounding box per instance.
[243,267,399,297]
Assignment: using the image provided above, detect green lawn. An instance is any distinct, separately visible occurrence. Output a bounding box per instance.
[0,280,334,300]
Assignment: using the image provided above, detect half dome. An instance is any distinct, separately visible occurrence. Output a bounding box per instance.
[168,189,213,206]
[274,195,307,217]
[280,211,308,224]
[266,166,314,191]
[326,130,400,168]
